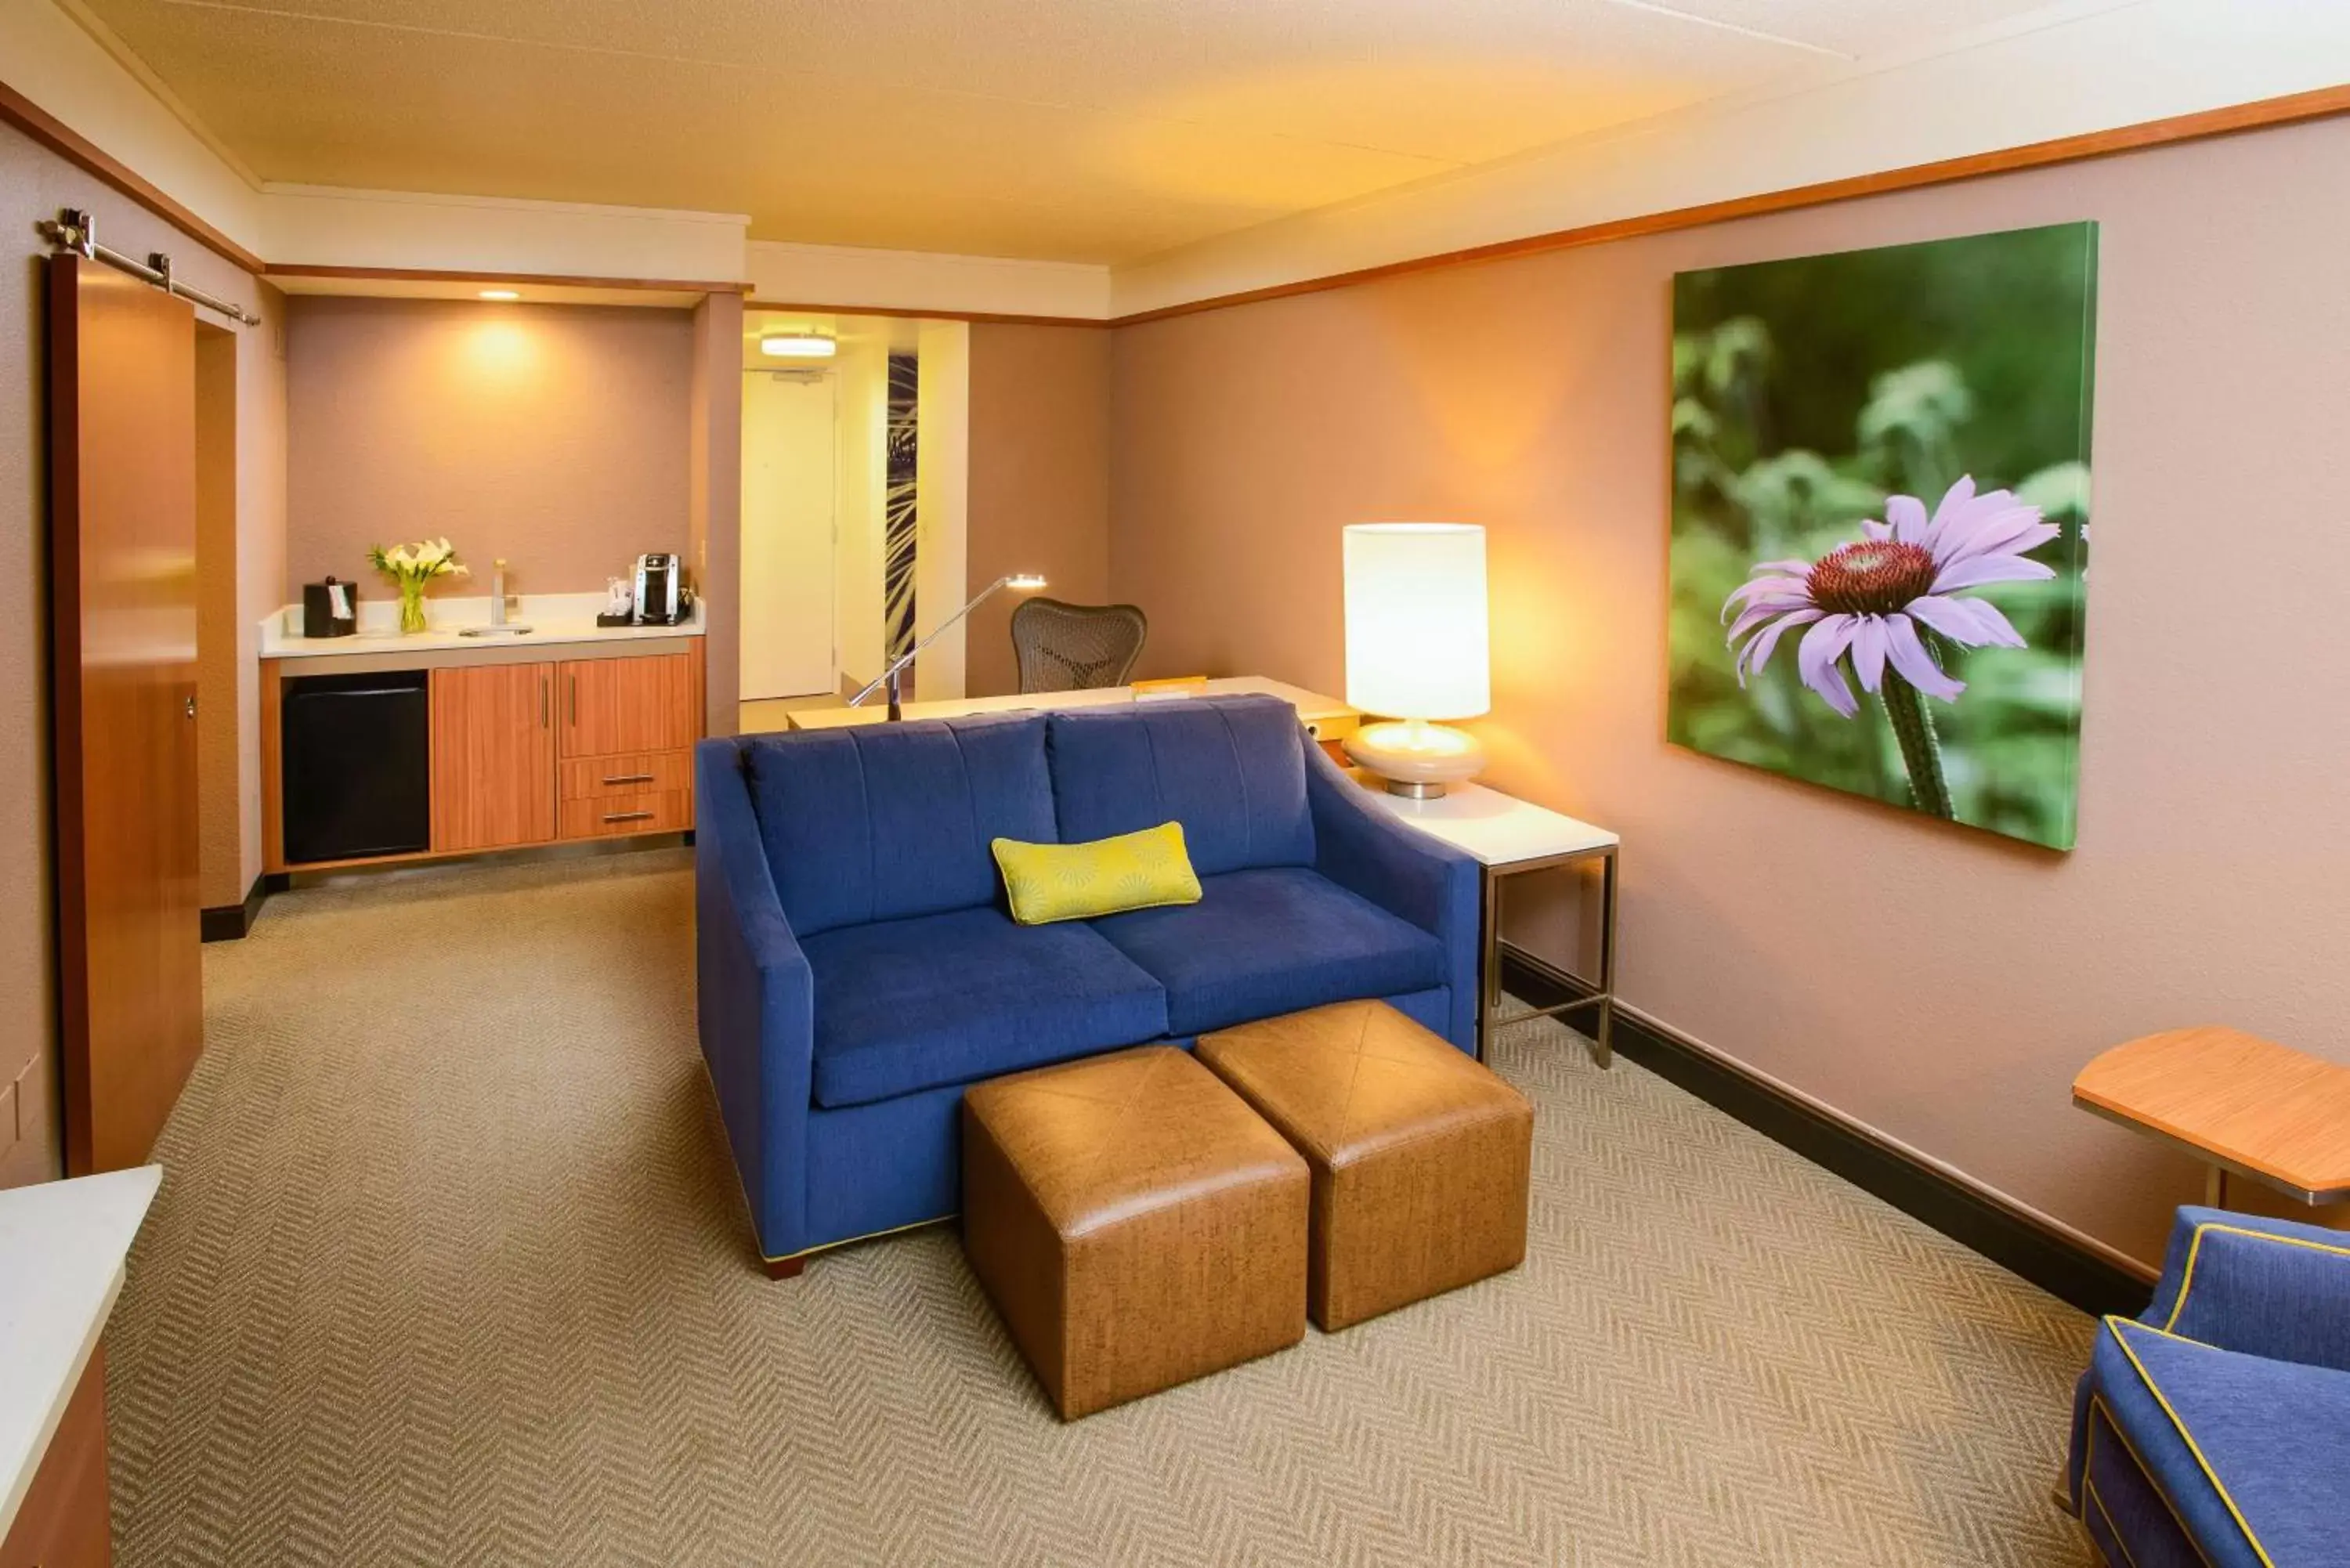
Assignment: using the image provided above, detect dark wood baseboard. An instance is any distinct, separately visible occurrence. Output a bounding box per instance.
[1499,947,2153,1319]
[199,874,272,942]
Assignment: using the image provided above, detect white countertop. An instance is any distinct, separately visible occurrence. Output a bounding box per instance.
[0,1165,161,1541]
[261,591,704,659]
[1350,771,1618,866]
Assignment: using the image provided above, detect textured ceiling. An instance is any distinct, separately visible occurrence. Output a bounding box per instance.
[78,0,2069,264]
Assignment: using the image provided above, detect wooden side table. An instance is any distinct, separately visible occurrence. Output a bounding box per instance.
[1351,773,1618,1067]
[2073,1026,2350,1207]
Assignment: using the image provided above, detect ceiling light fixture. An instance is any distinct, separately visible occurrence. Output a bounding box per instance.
[479,288,521,301]
[761,333,837,359]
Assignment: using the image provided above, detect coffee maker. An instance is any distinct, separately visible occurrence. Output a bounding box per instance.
[632,553,688,626]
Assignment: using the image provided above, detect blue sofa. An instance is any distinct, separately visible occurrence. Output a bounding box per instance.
[695,694,1481,1273]
[2068,1205,2350,1566]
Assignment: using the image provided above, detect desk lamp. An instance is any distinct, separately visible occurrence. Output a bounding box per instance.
[848,573,1047,720]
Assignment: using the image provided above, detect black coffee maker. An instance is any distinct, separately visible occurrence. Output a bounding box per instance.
[632,553,688,626]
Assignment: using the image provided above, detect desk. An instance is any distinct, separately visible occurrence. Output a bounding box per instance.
[783,676,1360,746]
[2074,1027,2350,1207]
[1351,775,1618,1068]
[2,1165,161,1568]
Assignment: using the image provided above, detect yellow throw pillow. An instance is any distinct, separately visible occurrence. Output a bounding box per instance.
[992,822,1203,926]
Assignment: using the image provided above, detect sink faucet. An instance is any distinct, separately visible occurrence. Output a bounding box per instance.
[490,558,508,627]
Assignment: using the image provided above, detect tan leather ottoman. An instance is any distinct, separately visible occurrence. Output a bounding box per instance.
[961,1046,1309,1419]
[1198,999,1532,1331]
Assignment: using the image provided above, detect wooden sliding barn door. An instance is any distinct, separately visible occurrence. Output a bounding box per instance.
[48,254,204,1175]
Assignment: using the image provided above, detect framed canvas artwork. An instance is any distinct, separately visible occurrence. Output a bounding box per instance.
[1667,222,2098,851]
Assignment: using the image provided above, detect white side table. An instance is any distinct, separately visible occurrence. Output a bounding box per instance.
[1351,772,1619,1066]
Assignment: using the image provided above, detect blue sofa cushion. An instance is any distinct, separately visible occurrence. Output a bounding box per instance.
[1090,866,1446,1036]
[2093,1317,2350,1568]
[743,714,1056,938]
[801,907,1170,1108]
[1047,696,1314,876]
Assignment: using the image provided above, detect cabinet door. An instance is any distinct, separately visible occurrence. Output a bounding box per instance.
[559,653,697,758]
[431,663,555,852]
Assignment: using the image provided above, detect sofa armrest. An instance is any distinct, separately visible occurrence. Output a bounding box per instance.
[1303,737,1482,1052]
[2142,1205,2350,1372]
[695,739,816,1263]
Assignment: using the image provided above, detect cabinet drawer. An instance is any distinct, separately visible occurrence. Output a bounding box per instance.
[561,750,692,801]
[560,790,691,840]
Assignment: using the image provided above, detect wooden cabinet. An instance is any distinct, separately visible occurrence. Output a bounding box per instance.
[556,653,697,842]
[430,663,557,853]
[0,1346,111,1568]
[559,653,696,757]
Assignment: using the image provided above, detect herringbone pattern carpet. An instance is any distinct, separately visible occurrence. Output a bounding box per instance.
[109,851,2095,1566]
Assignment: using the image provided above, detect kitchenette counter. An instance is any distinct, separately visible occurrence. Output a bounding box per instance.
[258,589,708,875]
[260,591,703,659]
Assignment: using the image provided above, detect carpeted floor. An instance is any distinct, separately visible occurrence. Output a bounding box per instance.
[109,850,2095,1566]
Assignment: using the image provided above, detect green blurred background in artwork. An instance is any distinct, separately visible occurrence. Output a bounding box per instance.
[1667,222,2098,850]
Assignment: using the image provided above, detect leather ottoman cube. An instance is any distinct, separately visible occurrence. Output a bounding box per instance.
[962,1046,1309,1419]
[1198,1000,1532,1331]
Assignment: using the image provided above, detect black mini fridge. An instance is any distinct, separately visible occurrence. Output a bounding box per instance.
[280,670,431,864]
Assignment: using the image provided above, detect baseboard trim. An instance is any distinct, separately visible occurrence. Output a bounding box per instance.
[200,874,273,942]
[1499,947,2153,1319]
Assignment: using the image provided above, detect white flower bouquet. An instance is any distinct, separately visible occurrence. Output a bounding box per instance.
[368,537,470,633]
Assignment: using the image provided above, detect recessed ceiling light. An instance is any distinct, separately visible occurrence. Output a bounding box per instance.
[761,334,836,359]
[479,289,520,301]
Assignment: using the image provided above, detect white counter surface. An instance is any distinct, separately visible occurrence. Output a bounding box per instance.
[0,1165,161,1541]
[261,591,704,659]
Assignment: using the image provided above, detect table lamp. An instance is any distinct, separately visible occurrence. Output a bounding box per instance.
[1340,523,1489,797]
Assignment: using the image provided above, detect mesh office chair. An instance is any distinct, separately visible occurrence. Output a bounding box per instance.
[1010,597,1149,693]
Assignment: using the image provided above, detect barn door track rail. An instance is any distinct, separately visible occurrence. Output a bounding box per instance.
[36,207,261,326]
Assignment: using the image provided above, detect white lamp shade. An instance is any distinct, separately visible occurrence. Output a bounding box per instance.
[1343,523,1490,721]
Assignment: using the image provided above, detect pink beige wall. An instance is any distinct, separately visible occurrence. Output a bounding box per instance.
[2,119,284,1185]
[285,296,692,598]
[1109,115,2350,1270]
[965,323,1112,698]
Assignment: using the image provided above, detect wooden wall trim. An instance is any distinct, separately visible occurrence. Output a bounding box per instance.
[1111,81,2350,327]
[0,75,265,274]
[267,263,750,294]
[743,298,1108,328]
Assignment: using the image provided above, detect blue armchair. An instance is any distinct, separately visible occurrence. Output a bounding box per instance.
[696,695,1481,1275]
[2068,1205,2350,1566]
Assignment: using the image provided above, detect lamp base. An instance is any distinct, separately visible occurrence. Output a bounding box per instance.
[1343,718,1484,798]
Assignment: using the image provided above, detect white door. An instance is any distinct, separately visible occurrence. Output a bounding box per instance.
[740,370,839,699]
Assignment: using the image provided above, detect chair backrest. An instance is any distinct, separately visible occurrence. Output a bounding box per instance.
[1011,597,1148,693]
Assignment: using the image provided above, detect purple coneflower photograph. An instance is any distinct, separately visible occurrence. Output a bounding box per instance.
[1667,223,2095,851]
